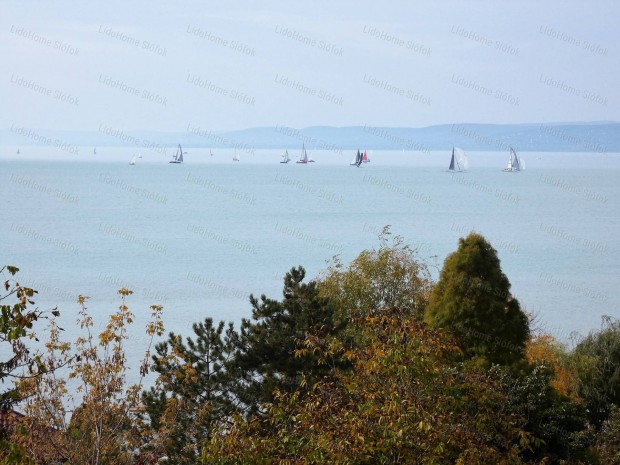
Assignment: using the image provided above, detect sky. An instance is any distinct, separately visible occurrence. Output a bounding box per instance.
[1,0,618,132]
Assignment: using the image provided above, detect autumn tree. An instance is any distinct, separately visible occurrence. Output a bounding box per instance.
[425,232,530,366]
[319,226,433,320]
[571,316,620,427]
[13,290,164,465]
[1,265,58,465]
[142,317,239,464]
[1,265,58,411]
[202,308,538,465]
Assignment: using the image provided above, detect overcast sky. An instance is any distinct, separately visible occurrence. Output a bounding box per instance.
[1,0,618,132]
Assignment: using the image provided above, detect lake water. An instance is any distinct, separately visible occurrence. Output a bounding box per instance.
[1,147,619,363]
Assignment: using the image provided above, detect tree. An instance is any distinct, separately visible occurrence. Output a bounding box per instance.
[1,265,57,411]
[234,266,344,412]
[12,290,164,465]
[202,308,538,465]
[594,404,620,464]
[319,226,433,321]
[571,316,620,427]
[498,363,591,464]
[425,232,530,366]
[1,265,59,464]
[142,318,238,464]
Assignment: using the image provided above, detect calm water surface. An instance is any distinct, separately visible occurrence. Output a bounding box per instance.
[2,148,619,361]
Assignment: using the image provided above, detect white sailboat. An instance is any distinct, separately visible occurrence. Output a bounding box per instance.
[350,149,363,167]
[16,148,20,155]
[170,144,185,164]
[296,143,309,164]
[448,147,469,172]
[138,152,142,158]
[503,147,523,172]
[93,147,97,155]
[233,150,240,162]
[129,156,136,165]
[280,149,290,163]
[210,149,214,157]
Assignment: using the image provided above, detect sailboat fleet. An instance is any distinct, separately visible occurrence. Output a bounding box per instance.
[117,143,525,173]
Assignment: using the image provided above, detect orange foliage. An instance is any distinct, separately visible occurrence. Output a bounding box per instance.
[526,334,579,401]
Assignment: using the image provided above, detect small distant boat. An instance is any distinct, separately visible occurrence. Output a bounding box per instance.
[362,150,370,163]
[170,144,185,164]
[350,149,363,167]
[138,153,142,158]
[233,150,240,162]
[129,156,136,165]
[16,148,20,155]
[502,147,524,172]
[280,149,290,164]
[210,149,214,157]
[93,147,97,155]
[447,147,469,172]
[296,143,311,164]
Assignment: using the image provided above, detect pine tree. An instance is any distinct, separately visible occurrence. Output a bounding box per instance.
[234,266,345,411]
[425,233,529,366]
[143,318,238,463]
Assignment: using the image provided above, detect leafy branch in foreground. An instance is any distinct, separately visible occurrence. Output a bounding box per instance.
[12,289,164,465]
[1,265,60,411]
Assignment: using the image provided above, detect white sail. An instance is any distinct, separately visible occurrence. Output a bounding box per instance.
[129,156,136,165]
[454,147,468,171]
[350,152,358,165]
[448,147,468,172]
[297,143,308,163]
[170,144,185,163]
[233,150,240,161]
[503,147,522,172]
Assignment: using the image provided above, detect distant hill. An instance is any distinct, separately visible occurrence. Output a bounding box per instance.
[1,122,618,152]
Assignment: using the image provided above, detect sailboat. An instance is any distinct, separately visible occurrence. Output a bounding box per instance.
[502,147,523,172]
[169,144,186,164]
[129,156,136,165]
[138,153,142,158]
[350,149,363,167]
[362,150,370,163]
[280,149,290,163]
[210,149,214,157]
[233,150,240,162]
[16,148,20,155]
[447,147,469,172]
[296,143,309,164]
[93,147,97,155]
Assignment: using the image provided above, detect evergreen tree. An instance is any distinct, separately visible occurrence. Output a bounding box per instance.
[234,266,344,411]
[425,233,529,366]
[143,318,238,463]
